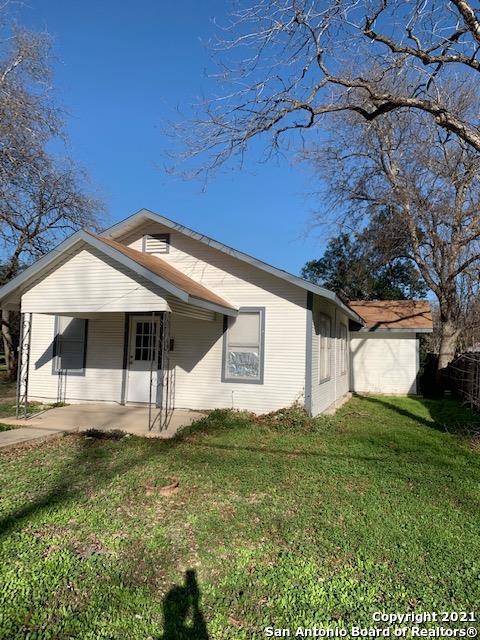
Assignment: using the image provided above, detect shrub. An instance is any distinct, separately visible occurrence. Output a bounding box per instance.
[256,404,337,433]
[175,408,254,439]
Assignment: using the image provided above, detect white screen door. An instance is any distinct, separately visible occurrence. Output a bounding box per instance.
[127,316,161,404]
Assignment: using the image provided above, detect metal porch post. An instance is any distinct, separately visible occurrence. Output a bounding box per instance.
[16,312,32,419]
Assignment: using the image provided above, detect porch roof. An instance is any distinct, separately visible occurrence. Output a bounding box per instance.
[92,233,236,312]
[0,230,238,317]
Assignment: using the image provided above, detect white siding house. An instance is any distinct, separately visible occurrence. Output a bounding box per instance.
[0,210,432,418]
[118,219,310,412]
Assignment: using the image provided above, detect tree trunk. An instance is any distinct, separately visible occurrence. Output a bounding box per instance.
[1,309,17,381]
[437,319,459,371]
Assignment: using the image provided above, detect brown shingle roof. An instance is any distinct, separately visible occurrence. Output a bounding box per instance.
[349,300,433,330]
[89,233,236,311]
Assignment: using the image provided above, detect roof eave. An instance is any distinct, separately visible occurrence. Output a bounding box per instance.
[189,296,238,317]
[0,231,208,308]
[0,232,239,317]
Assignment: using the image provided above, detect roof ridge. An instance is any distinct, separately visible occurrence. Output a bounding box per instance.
[101,209,363,323]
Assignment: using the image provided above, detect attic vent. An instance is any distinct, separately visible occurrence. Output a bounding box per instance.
[143,233,170,254]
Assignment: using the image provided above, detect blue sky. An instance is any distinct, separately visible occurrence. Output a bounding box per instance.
[16,0,328,276]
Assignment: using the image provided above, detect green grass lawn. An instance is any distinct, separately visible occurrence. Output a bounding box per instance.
[0,379,62,431]
[0,401,49,432]
[0,396,479,639]
[0,379,19,432]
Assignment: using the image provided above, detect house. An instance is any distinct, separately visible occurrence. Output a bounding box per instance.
[0,209,433,418]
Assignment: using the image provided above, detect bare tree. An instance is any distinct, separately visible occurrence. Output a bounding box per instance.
[177,0,480,172]
[0,18,103,379]
[303,100,480,372]
[455,291,480,353]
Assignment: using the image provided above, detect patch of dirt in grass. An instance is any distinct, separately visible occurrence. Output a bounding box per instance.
[344,477,371,494]
[30,522,72,539]
[71,537,109,560]
[83,428,127,440]
[244,492,267,504]
[218,503,237,523]
[119,540,170,593]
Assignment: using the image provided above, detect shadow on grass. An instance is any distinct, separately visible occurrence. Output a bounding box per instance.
[2,396,477,541]
[0,434,178,539]
[0,429,212,638]
[189,440,387,462]
[182,439,474,484]
[159,569,209,640]
[357,394,480,435]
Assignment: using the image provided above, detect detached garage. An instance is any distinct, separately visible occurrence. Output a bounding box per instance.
[348,301,433,395]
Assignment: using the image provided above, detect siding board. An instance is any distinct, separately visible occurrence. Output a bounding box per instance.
[21,248,170,313]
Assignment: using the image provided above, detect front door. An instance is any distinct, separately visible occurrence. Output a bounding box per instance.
[126,315,161,404]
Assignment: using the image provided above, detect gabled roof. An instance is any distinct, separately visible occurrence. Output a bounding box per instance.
[95,234,235,311]
[0,230,238,316]
[102,208,363,323]
[349,300,433,332]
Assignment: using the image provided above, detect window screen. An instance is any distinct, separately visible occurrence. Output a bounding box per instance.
[224,309,264,382]
[55,317,87,373]
[318,314,331,382]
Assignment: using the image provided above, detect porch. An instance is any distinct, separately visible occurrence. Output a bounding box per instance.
[0,404,205,447]
[1,231,238,423]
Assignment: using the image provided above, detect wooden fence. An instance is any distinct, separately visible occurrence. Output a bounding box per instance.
[446,352,480,411]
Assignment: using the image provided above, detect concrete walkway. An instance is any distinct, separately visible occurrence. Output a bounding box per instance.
[0,404,205,448]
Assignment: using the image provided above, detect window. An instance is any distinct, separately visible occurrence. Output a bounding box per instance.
[54,317,88,374]
[132,319,162,367]
[223,308,265,383]
[134,320,157,361]
[318,314,331,382]
[143,233,170,254]
[339,322,348,374]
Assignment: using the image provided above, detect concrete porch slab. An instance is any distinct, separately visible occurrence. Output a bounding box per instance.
[0,404,205,448]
